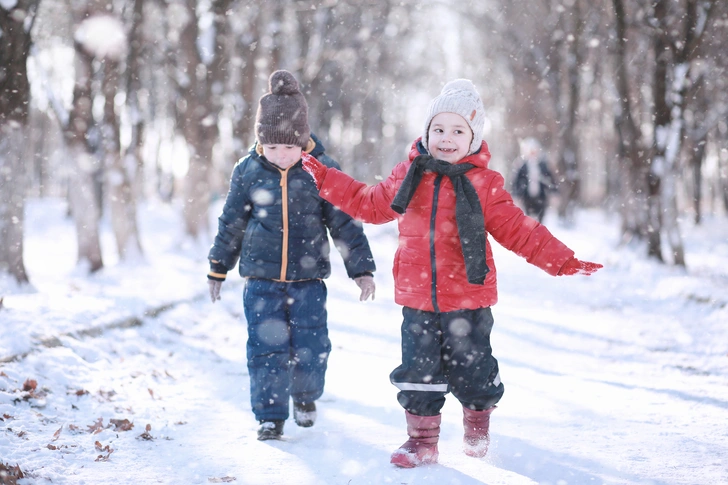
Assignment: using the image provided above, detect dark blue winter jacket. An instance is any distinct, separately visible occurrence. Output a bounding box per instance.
[512,158,557,203]
[208,135,375,282]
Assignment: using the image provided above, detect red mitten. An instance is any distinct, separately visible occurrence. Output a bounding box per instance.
[558,257,603,276]
[301,153,328,190]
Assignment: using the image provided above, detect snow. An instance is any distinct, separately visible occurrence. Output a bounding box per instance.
[1,197,728,485]
[74,15,127,61]
[0,0,18,11]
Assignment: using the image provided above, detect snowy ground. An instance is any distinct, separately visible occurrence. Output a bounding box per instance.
[1,197,727,485]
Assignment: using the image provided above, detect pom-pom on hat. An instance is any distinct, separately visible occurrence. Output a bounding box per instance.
[422,79,486,155]
[255,70,310,148]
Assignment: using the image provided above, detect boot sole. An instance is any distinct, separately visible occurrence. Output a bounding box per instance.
[257,433,283,441]
[390,451,438,468]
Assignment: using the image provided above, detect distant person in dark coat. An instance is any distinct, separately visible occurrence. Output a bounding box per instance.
[207,70,376,441]
[512,138,557,223]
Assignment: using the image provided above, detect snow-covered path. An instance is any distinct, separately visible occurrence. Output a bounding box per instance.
[1,200,727,484]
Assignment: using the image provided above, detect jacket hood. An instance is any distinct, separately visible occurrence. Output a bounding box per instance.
[409,137,491,169]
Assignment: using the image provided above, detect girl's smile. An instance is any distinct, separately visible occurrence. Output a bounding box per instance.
[427,112,473,163]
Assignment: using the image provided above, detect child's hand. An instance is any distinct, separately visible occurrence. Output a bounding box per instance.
[354,275,376,301]
[557,257,603,276]
[208,280,222,302]
[301,153,328,190]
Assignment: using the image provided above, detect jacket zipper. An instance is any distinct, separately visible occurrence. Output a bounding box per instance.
[430,175,443,313]
[279,167,290,282]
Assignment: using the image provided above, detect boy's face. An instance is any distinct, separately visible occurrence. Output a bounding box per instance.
[262,144,304,169]
[427,112,473,163]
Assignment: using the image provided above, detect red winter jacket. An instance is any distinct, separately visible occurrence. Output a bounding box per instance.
[318,139,575,312]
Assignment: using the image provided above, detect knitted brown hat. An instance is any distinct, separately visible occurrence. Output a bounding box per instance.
[255,70,310,148]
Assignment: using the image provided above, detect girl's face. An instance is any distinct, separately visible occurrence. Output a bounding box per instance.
[427,112,473,163]
[262,144,303,169]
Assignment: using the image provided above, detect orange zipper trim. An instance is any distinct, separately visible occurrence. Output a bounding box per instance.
[279,167,290,281]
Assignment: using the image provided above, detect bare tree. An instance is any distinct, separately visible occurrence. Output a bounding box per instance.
[465,0,594,221]
[647,0,716,265]
[611,0,651,245]
[105,0,146,260]
[554,0,585,223]
[64,28,104,272]
[684,73,709,224]
[0,0,40,284]
[229,3,261,158]
[292,0,413,179]
[169,0,232,240]
[62,0,133,272]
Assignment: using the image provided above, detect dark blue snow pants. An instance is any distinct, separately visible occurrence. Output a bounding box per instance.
[243,278,331,422]
[390,306,504,416]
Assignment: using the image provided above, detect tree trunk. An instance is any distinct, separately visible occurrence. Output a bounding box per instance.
[722,149,728,214]
[104,55,142,261]
[649,0,713,266]
[268,2,284,72]
[687,75,708,225]
[65,41,104,272]
[175,0,232,240]
[689,133,707,224]
[0,1,38,284]
[125,0,146,201]
[611,0,649,245]
[177,0,210,240]
[0,127,29,284]
[355,95,384,183]
[232,6,260,158]
[556,0,583,224]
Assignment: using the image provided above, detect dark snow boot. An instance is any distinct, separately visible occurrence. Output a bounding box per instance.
[293,401,316,428]
[390,411,440,468]
[257,420,284,441]
[462,405,495,457]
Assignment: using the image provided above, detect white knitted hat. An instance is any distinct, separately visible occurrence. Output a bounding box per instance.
[422,79,485,155]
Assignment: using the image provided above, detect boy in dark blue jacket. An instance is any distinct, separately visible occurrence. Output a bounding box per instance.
[207,70,376,440]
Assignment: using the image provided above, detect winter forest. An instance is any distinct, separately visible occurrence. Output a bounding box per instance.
[2,0,728,484]
[1,0,727,281]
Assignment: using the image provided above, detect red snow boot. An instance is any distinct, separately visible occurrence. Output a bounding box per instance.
[390,411,440,468]
[463,405,495,458]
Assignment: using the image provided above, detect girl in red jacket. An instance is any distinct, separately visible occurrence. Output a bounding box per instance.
[302,79,601,468]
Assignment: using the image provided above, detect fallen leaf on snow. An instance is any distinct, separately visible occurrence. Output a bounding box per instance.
[94,441,112,452]
[94,441,114,462]
[110,418,134,432]
[22,379,37,392]
[87,418,105,434]
[0,462,24,484]
[97,389,117,402]
[137,423,154,441]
